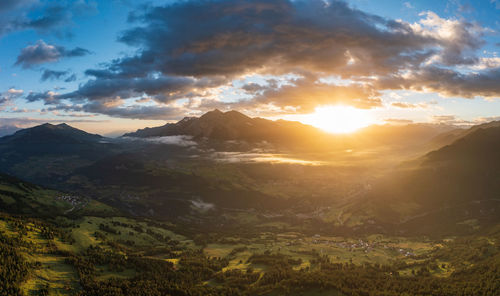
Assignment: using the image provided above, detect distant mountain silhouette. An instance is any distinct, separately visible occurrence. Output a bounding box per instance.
[0,123,102,144]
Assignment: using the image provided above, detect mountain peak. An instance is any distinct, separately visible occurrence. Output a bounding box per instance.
[210,108,223,114]
[123,109,325,144]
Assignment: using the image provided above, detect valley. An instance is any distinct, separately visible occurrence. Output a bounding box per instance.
[0,110,499,295]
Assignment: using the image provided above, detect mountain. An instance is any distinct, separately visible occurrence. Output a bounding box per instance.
[368,125,500,234]
[124,109,335,148]
[426,120,500,150]
[0,123,118,185]
[0,123,102,144]
[353,123,457,156]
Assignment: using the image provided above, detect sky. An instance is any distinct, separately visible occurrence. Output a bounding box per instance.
[0,0,500,135]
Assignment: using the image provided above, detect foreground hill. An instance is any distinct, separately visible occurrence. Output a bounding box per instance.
[368,125,500,234]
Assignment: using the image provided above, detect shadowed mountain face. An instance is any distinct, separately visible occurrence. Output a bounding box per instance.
[0,123,118,185]
[367,125,500,233]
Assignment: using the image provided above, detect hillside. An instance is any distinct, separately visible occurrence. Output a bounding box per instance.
[0,123,122,186]
[368,125,500,234]
[0,172,114,217]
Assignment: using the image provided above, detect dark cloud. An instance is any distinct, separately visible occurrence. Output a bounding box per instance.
[25,91,56,103]
[59,75,225,103]
[378,67,500,99]
[40,69,77,82]
[115,0,438,79]
[46,101,184,120]
[64,74,77,82]
[16,40,90,68]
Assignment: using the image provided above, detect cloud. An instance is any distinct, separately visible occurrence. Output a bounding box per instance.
[15,40,90,68]
[378,66,500,99]
[116,0,439,79]
[7,88,23,95]
[39,100,186,120]
[404,2,414,9]
[0,88,24,108]
[409,11,486,66]
[40,69,77,82]
[127,135,198,147]
[0,1,97,38]
[384,118,414,124]
[431,115,471,125]
[431,114,500,126]
[234,74,381,112]
[390,101,427,109]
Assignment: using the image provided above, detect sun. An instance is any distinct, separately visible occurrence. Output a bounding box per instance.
[301,105,374,134]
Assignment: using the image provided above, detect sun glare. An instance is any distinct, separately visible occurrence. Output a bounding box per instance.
[302,105,374,134]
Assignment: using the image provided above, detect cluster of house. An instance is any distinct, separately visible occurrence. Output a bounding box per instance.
[56,195,81,206]
[309,235,416,256]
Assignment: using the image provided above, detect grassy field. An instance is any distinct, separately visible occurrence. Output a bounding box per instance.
[0,219,79,295]
[0,213,193,295]
[22,254,80,296]
[202,230,440,275]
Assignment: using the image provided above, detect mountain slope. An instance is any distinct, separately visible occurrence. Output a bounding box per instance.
[367,125,500,234]
[0,172,75,216]
[0,123,119,185]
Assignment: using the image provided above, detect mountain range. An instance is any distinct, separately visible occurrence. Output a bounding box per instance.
[0,110,498,235]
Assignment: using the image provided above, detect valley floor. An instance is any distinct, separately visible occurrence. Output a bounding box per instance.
[1,211,498,296]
